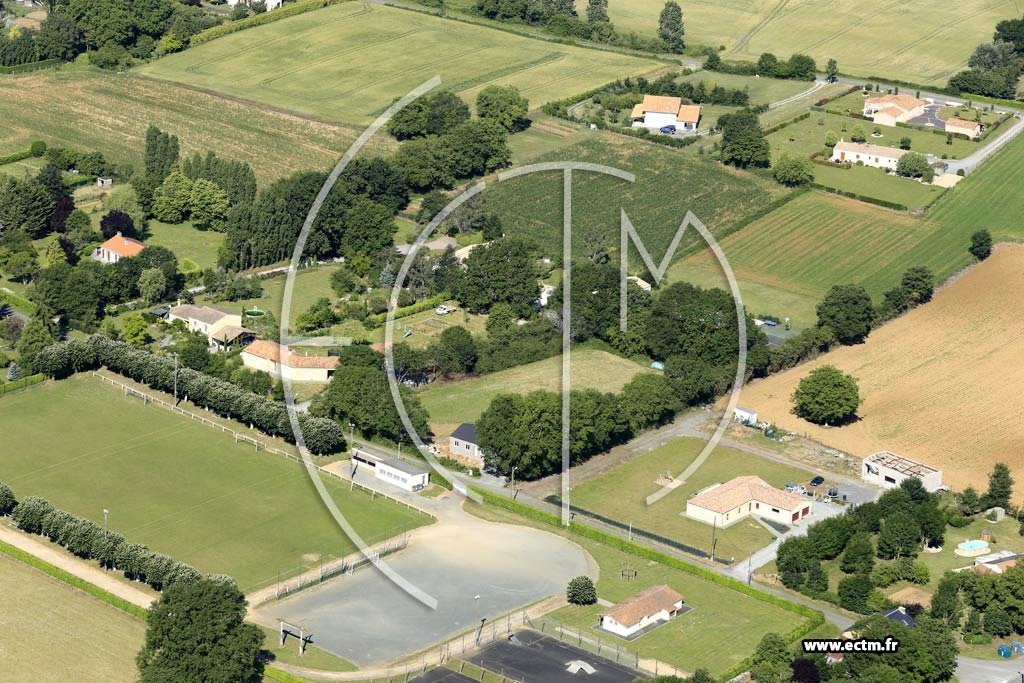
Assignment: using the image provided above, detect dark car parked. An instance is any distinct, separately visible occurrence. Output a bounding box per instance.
[810,475,825,486]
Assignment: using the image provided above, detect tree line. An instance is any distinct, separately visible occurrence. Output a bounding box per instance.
[471,0,686,54]
[32,335,347,454]
[949,19,1024,99]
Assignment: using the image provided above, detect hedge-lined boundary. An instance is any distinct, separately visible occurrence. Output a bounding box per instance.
[472,486,824,680]
[189,0,353,46]
[0,289,37,315]
[0,373,46,396]
[0,149,31,165]
[809,183,909,211]
[0,538,149,619]
[763,111,811,136]
[366,292,449,326]
[0,58,62,75]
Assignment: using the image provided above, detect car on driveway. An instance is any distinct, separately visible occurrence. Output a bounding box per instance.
[810,475,825,486]
[659,125,676,134]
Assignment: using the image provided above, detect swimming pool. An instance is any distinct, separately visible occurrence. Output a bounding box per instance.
[955,539,990,557]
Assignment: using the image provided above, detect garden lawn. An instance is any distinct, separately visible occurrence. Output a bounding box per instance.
[0,375,432,591]
[675,71,812,107]
[465,501,807,676]
[145,220,225,271]
[198,264,343,330]
[0,68,387,185]
[484,132,790,264]
[135,3,660,126]
[418,348,653,426]
[569,436,814,563]
[0,154,45,178]
[0,552,144,683]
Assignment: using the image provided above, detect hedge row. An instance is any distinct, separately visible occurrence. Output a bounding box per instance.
[33,336,347,454]
[809,183,908,211]
[0,58,62,75]
[763,111,811,137]
[472,487,824,643]
[366,292,450,326]
[0,373,46,396]
[189,0,352,46]
[0,539,149,619]
[0,290,37,315]
[0,149,31,166]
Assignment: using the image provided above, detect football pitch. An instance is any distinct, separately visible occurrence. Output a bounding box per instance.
[0,552,144,683]
[0,375,431,591]
[136,2,660,125]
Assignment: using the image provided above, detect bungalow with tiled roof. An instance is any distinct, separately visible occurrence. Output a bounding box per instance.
[945,117,982,139]
[599,585,684,638]
[685,475,811,528]
[168,304,255,350]
[830,140,911,170]
[241,340,339,382]
[93,232,145,264]
[631,95,701,132]
[863,93,926,126]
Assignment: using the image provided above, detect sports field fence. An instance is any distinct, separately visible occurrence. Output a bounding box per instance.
[91,371,433,519]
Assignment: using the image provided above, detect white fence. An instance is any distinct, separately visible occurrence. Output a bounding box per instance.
[90,371,433,519]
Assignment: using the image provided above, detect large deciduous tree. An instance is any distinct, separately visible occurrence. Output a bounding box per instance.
[791,365,861,425]
[657,1,684,53]
[815,283,874,344]
[136,578,264,683]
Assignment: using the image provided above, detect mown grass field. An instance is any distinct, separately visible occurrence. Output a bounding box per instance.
[136,3,660,126]
[739,245,1024,492]
[466,500,807,675]
[569,436,813,563]
[669,192,940,327]
[484,132,791,263]
[0,375,431,591]
[0,553,144,683]
[0,67,389,184]
[418,347,653,427]
[145,220,225,271]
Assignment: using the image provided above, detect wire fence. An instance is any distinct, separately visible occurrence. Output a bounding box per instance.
[526,615,688,679]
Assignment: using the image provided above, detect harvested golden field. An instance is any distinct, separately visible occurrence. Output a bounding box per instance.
[737,245,1024,491]
[0,68,393,183]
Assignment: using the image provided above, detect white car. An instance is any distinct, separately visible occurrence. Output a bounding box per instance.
[435,305,453,315]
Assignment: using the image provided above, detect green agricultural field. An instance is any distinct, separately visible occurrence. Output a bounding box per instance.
[0,553,144,683]
[0,68,390,185]
[569,436,813,563]
[671,128,1024,329]
[145,220,225,271]
[418,347,653,427]
[575,0,1013,86]
[670,191,945,328]
[136,3,660,126]
[465,500,807,676]
[0,375,432,591]
[483,132,791,263]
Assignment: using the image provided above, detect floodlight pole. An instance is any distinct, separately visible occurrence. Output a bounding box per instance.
[103,508,109,536]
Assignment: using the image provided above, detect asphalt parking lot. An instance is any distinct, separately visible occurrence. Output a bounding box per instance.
[468,630,646,683]
[409,669,478,683]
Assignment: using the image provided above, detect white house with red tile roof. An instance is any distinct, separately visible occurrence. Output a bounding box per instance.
[685,475,811,528]
[830,141,911,170]
[599,585,684,638]
[241,340,339,382]
[93,232,145,264]
[631,95,701,132]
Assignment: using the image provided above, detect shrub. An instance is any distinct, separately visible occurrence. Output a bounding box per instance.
[791,365,862,425]
[566,575,597,605]
[11,496,55,535]
[30,141,46,157]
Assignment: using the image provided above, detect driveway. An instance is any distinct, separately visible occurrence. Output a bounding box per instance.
[907,104,945,129]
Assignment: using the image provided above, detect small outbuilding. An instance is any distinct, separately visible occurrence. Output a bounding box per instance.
[96,176,114,188]
[599,585,684,639]
[945,118,982,139]
[374,458,429,492]
[448,423,484,467]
